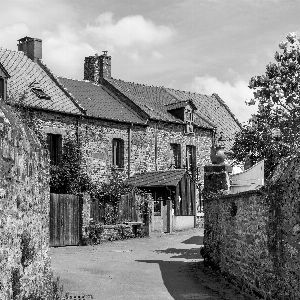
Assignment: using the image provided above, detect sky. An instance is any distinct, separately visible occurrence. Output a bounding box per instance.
[1,0,299,123]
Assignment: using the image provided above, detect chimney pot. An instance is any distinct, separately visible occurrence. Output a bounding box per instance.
[17,36,42,62]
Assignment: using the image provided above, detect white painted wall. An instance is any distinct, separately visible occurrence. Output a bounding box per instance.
[152,215,163,232]
[230,160,264,194]
[172,216,194,231]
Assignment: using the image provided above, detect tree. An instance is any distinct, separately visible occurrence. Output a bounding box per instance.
[230,32,300,178]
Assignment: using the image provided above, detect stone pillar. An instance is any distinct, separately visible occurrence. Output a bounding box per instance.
[202,164,231,267]
[203,165,232,193]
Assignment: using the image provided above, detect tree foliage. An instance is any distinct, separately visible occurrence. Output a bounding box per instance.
[230,32,300,177]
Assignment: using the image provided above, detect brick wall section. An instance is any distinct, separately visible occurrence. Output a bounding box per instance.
[0,103,51,299]
[203,157,300,299]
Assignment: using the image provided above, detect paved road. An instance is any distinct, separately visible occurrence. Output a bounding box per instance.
[50,229,257,300]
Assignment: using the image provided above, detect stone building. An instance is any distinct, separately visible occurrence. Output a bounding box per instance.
[0,36,241,232]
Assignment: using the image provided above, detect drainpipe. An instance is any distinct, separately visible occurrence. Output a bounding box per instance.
[212,128,216,147]
[76,118,80,144]
[154,122,158,171]
[128,123,132,178]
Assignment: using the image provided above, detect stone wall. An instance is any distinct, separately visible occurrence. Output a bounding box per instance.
[202,156,300,299]
[0,103,54,299]
[86,223,149,244]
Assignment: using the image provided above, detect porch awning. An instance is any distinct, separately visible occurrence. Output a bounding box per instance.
[126,169,186,188]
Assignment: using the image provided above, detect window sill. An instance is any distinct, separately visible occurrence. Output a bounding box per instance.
[111,167,125,171]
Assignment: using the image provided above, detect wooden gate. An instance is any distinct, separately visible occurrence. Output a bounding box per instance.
[49,193,82,247]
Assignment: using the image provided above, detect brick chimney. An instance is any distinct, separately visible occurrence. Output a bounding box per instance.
[17,37,42,62]
[84,51,111,83]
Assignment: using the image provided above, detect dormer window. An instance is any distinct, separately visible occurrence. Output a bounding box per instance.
[185,107,194,123]
[0,78,4,100]
[0,63,10,102]
[31,87,51,100]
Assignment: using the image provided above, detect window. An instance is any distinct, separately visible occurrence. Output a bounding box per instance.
[112,138,124,169]
[170,143,181,169]
[0,78,4,100]
[186,145,196,177]
[47,134,62,165]
[31,87,51,100]
[185,107,194,122]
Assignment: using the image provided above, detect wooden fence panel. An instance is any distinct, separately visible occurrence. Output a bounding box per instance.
[118,192,139,223]
[49,193,81,247]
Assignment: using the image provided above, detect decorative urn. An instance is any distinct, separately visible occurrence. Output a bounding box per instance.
[210,146,226,165]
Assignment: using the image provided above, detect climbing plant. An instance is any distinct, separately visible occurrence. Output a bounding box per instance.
[50,137,93,194]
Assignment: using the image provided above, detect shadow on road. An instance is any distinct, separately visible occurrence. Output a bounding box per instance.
[155,247,201,260]
[182,235,204,246]
[136,259,221,300]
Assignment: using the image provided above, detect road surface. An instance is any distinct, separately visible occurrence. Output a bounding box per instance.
[50,228,258,300]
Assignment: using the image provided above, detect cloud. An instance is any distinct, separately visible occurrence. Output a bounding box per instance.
[0,0,174,79]
[85,12,174,49]
[0,23,30,48]
[43,26,95,79]
[188,75,257,123]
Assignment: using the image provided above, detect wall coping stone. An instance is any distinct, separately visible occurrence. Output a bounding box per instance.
[219,189,263,200]
[204,164,232,173]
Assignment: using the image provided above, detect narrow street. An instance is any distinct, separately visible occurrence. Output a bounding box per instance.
[50,229,257,300]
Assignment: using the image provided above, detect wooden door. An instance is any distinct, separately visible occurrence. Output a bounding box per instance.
[49,193,82,247]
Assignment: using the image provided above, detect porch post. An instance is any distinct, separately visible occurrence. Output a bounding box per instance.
[166,199,172,233]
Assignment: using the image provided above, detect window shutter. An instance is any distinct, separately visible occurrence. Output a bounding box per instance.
[0,79,4,100]
[112,139,116,167]
[120,140,124,168]
[57,135,62,164]
[47,134,53,164]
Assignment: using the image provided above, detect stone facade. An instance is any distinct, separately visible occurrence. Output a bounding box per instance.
[202,157,300,299]
[27,109,212,187]
[0,103,53,299]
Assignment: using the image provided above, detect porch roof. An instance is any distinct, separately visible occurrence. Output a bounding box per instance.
[126,169,186,188]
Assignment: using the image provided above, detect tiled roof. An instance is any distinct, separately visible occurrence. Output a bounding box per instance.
[0,48,82,115]
[126,169,187,187]
[165,88,242,150]
[105,78,241,149]
[58,77,147,125]
[106,78,214,130]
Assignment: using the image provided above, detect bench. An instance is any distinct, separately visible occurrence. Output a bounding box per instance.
[123,221,143,236]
